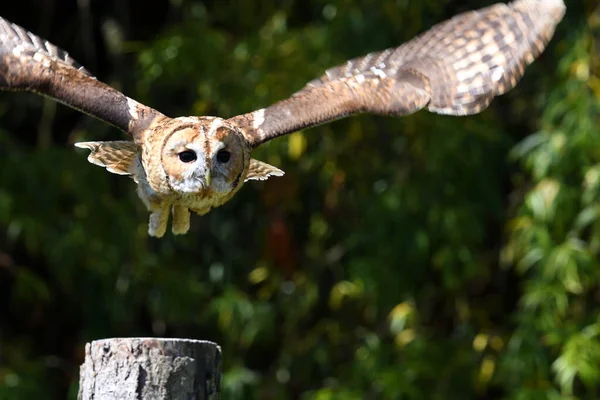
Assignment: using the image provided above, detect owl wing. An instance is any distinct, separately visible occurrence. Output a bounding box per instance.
[0,17,164,141]
[74,141,139,178]
[229,0,566,147]
[245,159,285,182]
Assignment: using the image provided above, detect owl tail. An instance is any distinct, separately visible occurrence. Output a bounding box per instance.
[75,141,139,177]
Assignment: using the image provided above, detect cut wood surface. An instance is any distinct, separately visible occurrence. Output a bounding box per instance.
[78,338,221,400]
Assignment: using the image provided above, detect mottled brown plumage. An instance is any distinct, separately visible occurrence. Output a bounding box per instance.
[0,16,162,138]
[0,0,566,237]
[229,0,566,146]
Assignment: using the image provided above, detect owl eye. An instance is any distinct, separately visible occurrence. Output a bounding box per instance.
[178,150,197,163]
[217,150,231,163]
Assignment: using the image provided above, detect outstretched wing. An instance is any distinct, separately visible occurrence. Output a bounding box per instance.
[74,141,139,177]
[229,0,566,147]
[245,159,285,182]
[0,17,164,141]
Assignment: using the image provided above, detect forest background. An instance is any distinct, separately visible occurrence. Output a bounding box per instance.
[0,0,597,398]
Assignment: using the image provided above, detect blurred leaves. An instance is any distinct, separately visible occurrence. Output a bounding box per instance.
[0,0,596,399]
[502,2,600,397]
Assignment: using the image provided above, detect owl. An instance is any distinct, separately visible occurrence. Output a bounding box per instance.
[0,0,565,237]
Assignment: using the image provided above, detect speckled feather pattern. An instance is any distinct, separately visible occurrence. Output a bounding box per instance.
[0,16,163,139]
[0,0,566,237]
[230,0,566,146]
[74,141,139,176]
[0,16,90,75]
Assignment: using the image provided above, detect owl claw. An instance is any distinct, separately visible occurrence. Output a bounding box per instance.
[171,205,191,235]
[148,227,165,238]
[148,208,169,238]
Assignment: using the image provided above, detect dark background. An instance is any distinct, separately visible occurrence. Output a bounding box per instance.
[0,0,597,398]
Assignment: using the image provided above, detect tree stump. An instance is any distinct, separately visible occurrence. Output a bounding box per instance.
[78,338,221,400]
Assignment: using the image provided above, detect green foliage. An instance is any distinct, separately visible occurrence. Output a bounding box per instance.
[502,12,600,398]
[0,1,596,399]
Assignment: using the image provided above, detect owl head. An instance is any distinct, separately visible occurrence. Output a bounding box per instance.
[143,116,283,199]
[155,116,247,196]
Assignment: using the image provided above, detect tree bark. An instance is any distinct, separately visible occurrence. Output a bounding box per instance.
[78,338,221,400]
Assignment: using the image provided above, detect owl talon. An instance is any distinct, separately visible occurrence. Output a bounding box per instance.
[172,205,191,235]
[148,208,169,238]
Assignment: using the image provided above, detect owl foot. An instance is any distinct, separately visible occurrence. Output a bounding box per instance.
[171,205,191,235]
[148,207,169,238]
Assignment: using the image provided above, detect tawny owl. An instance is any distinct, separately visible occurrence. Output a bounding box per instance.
[0,0,565,237]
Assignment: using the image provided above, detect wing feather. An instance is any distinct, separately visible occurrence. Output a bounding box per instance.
[245,159,285,182]
[0,17,91,76]
[229,0,566,147]
[0,16,163,140]
[74,141,139,177]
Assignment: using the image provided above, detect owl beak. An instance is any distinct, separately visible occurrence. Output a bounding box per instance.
[205,170,211,187]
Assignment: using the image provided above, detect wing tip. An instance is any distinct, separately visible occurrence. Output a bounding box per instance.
[74,142,103,166]
[511,0,566,21]
[74,141,98,150]
[106,166,133,176]
[74,141,110,169]
[271,168,285,177]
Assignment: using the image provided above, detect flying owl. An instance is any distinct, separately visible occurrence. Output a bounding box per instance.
[0,0,565,237]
